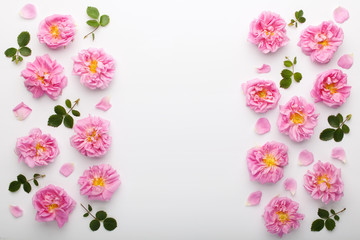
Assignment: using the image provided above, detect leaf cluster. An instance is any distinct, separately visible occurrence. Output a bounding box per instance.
[280,57,302,89]
[311,208,345,232]
[8,174,44,193]
[289,10,306,27]
[85,7,110,40]
[4,31,31,64]
[48,99,80,128]
[320,113,351,142]
[83,204,117,231]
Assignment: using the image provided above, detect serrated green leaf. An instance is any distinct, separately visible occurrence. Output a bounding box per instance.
[83,213,89,217]
[54,105,66,115]
[17,31,30,47]
[298,17,306,23]
[96,211,107,220]
[19,47,31,56]
[65,99,72,108]
[328,115,340,128]
[87,6,100,19]
[87,20,100,28]
[334,215,340,221]
[103,218,117,231]
[280,78,292,89]
[281,69,293,78]
[90,219,100,231]
[5,48,17,57]
[342,124,350,134]
[72,110,80,117]
[88,204,93,212]
[23,181,31,193]
[311,219,325,231]
[293,72,302,82]
[319,128,335,141]
[64,114,74,128]
[9,181,21,192]
[100,15,110,26]
[48,114,63,127]
[336,113,343,123]
[318,208,329,219]
[325,218,336,231]
[17,174,27,183]
[33,179,39,186]
[284,60,292,67]
[334,128,344,142]
[293,57,297,65]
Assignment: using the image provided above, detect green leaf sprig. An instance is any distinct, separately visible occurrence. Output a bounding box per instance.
[48,99,80,128]
[84,6,110,40]
[279,57,302,89]
[311,208,346,232]
[81,204,118,231]
[288,10,306,27]
[4,31,32,64]
[320,113,351,142]
[8,174,45,193]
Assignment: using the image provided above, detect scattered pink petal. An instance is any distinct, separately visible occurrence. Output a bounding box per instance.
[59,163,74,177]
[298,150,314,166]
[246,191,262,206]
[13,102,32,120]
[255,118,271,135]
[331,147,346,163]
[20,4,37,19]
[284,178,297,196]
[334,7,349,23]
[256,64,271,73]
[96,97,112,111]
[337,54,353,69]
[9,205,23,218]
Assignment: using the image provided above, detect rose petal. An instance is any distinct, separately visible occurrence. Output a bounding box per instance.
[337,54,353,69]
[284,178,297,196]
[256,64,271,73]
[246,191,262,206]
[13,102,32,120]
[298,149,314,166]
[9,205,23,218]
[255,118,271,135]
[59,163,74,177]
[331,147,346,163]
[334,7,349,23]
[96,97,112,111]
[20,4,37,19]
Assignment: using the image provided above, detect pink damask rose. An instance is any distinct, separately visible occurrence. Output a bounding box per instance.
[298,21,344,64]
[248,11,289,53]
[73,48,115,90]
[242,79,281,113]
[38,14,75,49]
[70,115,112,157]
[247,141,288,184]
[277,96,319,142]
[15,128,59,168]
[78,164,121,201]
[263,196,304,237]
[32,184,76,228]
[21,54,67,100]
[311,69,351,108]
[304,161,344,204]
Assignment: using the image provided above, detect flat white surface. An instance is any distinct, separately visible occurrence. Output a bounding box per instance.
[0,0,359,239]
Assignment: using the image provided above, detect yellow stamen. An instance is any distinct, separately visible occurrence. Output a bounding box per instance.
[317,174,331,188]
[325,83,337,94]
[37,74,45,84]
[263,154,277,167]
[50,25,60,38]
[319,39,328,47]
[48,203,58,212]
[258,89,267,99]
[290,112,304,124]
[86,129,99,142]
[89,60,98,73]
[35,143,46,156]
[93,177,105,186]
[277,211,289,223]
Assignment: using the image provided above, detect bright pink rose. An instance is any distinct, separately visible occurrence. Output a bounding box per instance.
[21,54,67,100]
[311,69,351,107]
[263,196,304,237]
[38,14,75,49]
[277,96,319,142]
[73,48,115,90]
[78,164,121,201]
[298,21,344,64]
[248,11,289,53]
[242,79,281,113]
[15,128,59,168]
[304,161,344,204]
[70,115,112,157]
[247,141,288,184]
[32,184,76,228]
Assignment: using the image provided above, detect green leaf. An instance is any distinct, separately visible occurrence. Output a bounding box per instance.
[72,110,80,117]
[17,174,27,184]
[17,31,30,47]
[298,17,306,23]
[318,208,329,219]
[83,213,89,217]
[325,218,336,231]
[293,57,297,65]
[311,219,325,232]
[281,69,293,78]
[33,173,40,178]
[103,218,117,231]
[87,20,100,28]
[280,78,292,89]
[96,211,107,220]
[5,48,17,57]
[346,114,352,121]
[334,215,340,221]
[100,15,110,26]
[293,72,302,82]
[23,181,32,193]
[330,209,335,215]
[334,128,344,142]
[298,10,304,17]
[342,124,350,134]
[92,33,95,41]
[88,204,93,212]
[17,56,23,62]
[64,114,74,128]
[328,115,340,128]
[295,11,299,19]
[90,219,101,231]
[336,113,343,123]
[54,105,66,115]
[65,99,72,108]
[12,56,16,62]
[284,60,293,67]
[9,181,21,192]
[48,114,63,127]
[319,128,335,141]
[87,6,100,19]
[19,47,31,56]
[33,179,39,186]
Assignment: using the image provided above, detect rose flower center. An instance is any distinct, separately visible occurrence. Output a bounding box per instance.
[35,142,46,156]
[325,83,337,94]
[277,211,290,223]
[89,60,98,73]
[290,112,304,125]
[48,203,59,212]
[50,25,60,38]
[258,89,267,99]
[93,177,105,186]
[317,174,331,188]
[263,154,277,167]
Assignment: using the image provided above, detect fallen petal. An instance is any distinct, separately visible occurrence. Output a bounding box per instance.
[331,147,346,163]
[337,54,353,69]
[284,178,297,196]
[13,102,32,120]
[246,191,262,206]
[334,6,349,23]
[298,149,314,166]
[59,163,74,177]
[20,4,37,19]
[96,97,112,111]
[256,64,271,73]
[255,118,271,135]
[9,205,23,218]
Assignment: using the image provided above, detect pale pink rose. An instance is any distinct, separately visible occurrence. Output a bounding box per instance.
[96,97,112,111]
[246,141,288,184]
[263,196,304,237]
[298,21,344,64]
[248,11,289,53]
[304,161,344,204]
[70,115,112,158]
[242,79,281,113]
[284,178,297,196]
[15,128,59,168]
[255,117,271,135]
[246,191,262,206]
[32,184,76,228]
[256,64,271,73]
[277,96,319,142]
[38,14,75,49]
[13,102,32,120]
[20,4,37,19]
[331,147,346,163]
[337,54,353,69]
[298,149,314,166]
[311,69,351,108]
[73,48,115,90]
[60,163,74,177]
[333,7,349,24]
[78,164,121,201]
[9,205,23,218]
[21,54,67,100]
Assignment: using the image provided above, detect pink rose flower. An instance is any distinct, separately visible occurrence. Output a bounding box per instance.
[15,128,59,168]
[242,79,281,113]
[298,21,344,64]
[38,14,75,49]
[248,11,289,53]
[33,184,76,228]
[78,164,121,201]
[304,161,344,204]
[70,115,112,157]
[311,69,351,108]
[277,96,319,142]
[73,48,115,90]
[263,196,304,237]
[246,141,288,184]
[21,54,67,100]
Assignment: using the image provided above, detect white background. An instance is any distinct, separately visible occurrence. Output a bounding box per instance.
[0,0,359,239]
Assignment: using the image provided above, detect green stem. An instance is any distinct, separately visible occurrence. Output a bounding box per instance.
[330,208,346,217]
[27,174,46,182]
[84,26,99,39]
[80,203,97,219]
[339,115,351,128]
[67,99,80,114]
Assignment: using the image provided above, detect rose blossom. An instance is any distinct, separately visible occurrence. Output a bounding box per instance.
[73,48,115,90]
[15,128,59,168]
[246,141,288,184]
[263,196,304,237]
[248,11,289,53]
[21,54,67,100]
[304,161,344,204]
[32,184,76,228]
[298,21,344,64]
[38,14,75,49]
[70,115,112,157]
[78,164,121,201]
[311,69,351,108]
[242,79,281,113]
[277,96,319,142]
